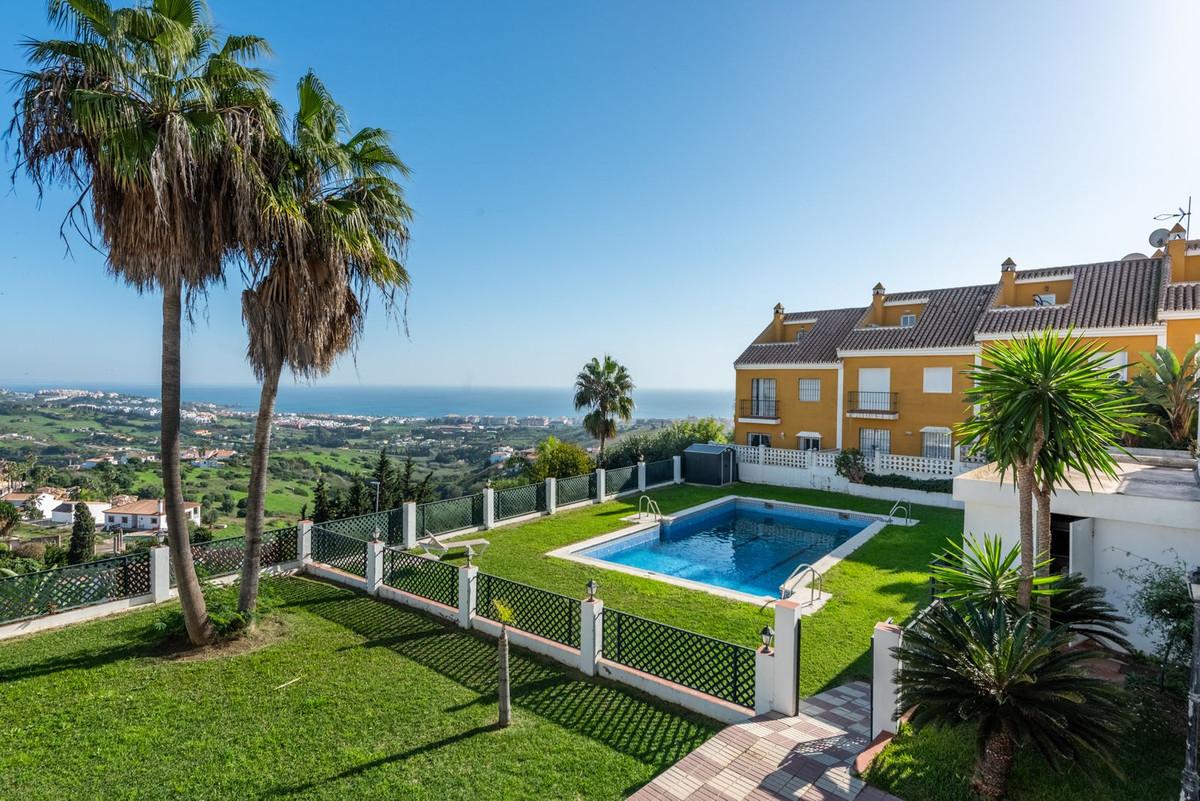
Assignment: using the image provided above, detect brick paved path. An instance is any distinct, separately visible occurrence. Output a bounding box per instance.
[629,681,901,801]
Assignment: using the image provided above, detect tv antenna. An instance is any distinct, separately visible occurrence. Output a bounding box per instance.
[1154,195,1191,239]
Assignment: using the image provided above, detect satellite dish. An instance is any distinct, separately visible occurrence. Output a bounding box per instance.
[1122,252,1148,261]
[1149,228,1171,248]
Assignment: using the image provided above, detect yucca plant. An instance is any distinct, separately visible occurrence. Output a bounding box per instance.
[896,603,1128,799]
[960,331,1138,609]
[493,598,515,728]
[1130,343,1200,449]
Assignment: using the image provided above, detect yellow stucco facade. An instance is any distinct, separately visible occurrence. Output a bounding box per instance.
[733,367,840,450]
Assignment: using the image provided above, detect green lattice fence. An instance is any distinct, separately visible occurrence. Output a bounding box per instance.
[381,548,458,608]
[476,572,581,647]
[555,473,593,506]
[605,464,638,495]
[417,494,485,536]
[493,483,545,521]
[0,553,152,624]
[311,526,368,578]
[319,510,393,542]
[173,526,298,586]
[602,607,756,708]
[645,458,674,486]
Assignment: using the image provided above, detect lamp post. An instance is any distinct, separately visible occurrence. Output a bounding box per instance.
[760,625,774,651]
[1182,567,1200,801]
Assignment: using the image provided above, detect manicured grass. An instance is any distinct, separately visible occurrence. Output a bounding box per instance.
[864,678,1184,801]
[449,482,961,696]
[0,577,717,800]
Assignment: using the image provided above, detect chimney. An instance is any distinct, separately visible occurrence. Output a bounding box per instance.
[868,283,886,325]
[999,257,1017,305]
[772,303,785,341]
[1165,223,1200,282]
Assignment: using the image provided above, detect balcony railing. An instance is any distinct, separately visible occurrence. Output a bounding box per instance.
[847,391,898,414]
[739,398,778,418]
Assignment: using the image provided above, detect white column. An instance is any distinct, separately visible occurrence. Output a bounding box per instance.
[873,450,883,474]
[754,648,775,716]
[458,564,478,629]
[952,449,963,476]
[297,520,313,565]
[482,487,495,529]
[545,477,557,516]
[401,502,417,548]
[365,539,385,595]
[672,455,682,484]
[772,598,802,715]
[580,597,603,676]
[637,460,646,491]
[595,469,606,502]
[757,443,766,464]
[871,621,903,738]
[150,545,171,603]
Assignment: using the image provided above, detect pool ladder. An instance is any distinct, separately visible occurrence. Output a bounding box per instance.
[638,495,662,522]
[886,500,912,526]
[780,563,824,604]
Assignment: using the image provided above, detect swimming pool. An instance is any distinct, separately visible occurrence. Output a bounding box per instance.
[560,497,886,601]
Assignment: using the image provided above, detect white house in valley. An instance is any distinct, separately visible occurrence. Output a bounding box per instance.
[103,499,201,534]
[50,500,112,526]
[1,491,60,520]
[954,453,1200,654]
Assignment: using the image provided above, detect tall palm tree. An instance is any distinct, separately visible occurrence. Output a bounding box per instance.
[236,72,411,613]
[1130,343,1200,449]
[960,331,1136,609]
[896,603,1127,799]
[13,0,278,644]
[573,356,634,465]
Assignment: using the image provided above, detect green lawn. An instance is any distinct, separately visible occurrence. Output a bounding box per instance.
[864,677,1184,801]
[0,577,717,801]
[446,482,960,696]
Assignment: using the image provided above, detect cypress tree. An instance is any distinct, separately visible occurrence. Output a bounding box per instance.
[313,476,333,523]
[372,448,394,509]
[68,502,95,565]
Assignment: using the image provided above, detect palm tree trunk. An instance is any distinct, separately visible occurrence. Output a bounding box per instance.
[598,433,605,466]
[1034,483,1053,617]
[237,360,281,613]
[1015,461,1036,611]
[970,729,1016,799]
[161,279,213,646]
[498,627,511,727]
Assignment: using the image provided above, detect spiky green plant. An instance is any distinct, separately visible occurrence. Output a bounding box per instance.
[1130,343,1200,449]
[573,356,635,465]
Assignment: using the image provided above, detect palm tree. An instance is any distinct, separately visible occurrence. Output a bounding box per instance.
[960,331,1137,609]
[236,72,411,613]
[14,0,278,645]
[1130,343,1200,449]
[573,356,634,465]
[896,603,1127,799]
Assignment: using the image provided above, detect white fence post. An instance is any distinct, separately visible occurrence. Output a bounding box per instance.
[952,449,963,476]
[482,487,496,529]
[458,564,478,629]
[580,596,603,676]
[758,443,766,464]
[755,647,775,716]
[637,459,646,492]
[595,469,606,502]
[545,477,557,515]
[873,450,884,475]
[772,598,802,715]
[297,520,313,565]
[871,621,903,738]
[365,538,385,595]
[401,502,417,548]
[150,545,171,603]
[673,455,682,484]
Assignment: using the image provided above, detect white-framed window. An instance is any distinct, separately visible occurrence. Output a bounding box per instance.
[747,432,771,448]
[859,428,891,456]
[921,428,952,459]
[1101,351,1128,382]
[900,313,917,328]
[1033,293,1056,306]
[798,378,821,402]
[922,366,953,394]
[797,433,821,451]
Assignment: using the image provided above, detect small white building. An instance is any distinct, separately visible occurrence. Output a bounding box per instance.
[1,492,59,520]
[50,500,112,526]
[103,499,201,533]
[954,454,1200,654]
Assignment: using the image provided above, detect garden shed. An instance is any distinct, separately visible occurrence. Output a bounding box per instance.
[682,443,737,486]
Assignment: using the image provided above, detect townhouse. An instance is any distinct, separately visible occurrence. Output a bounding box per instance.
[733,225,1200,457]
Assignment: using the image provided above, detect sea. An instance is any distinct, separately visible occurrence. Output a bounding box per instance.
[4,383,733,421]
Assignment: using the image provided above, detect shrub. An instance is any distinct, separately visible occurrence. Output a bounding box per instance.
[834,448,867,483]
[863,472,952,494]
[13,542,45,561]
[155,580,277,641]
[603,418,729,468]
[1115,555,1192,686]
[43,544,69,568]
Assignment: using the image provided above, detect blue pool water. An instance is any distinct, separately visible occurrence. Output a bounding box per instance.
[581,499,873,597]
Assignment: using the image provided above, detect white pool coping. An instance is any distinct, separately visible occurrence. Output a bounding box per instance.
[548,495,918,608]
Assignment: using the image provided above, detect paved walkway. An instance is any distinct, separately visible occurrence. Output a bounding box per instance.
[630,681,900,801]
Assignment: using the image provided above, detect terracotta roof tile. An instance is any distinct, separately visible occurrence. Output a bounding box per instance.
[1161,281,1200,313]
[840,284,995,351]
[734,307,865,365]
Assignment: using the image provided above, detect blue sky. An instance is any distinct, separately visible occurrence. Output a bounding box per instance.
[2,1,1198,391]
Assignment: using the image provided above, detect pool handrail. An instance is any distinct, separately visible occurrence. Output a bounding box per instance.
[780,562,824,604]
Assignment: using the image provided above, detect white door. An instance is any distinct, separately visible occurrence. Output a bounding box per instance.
[857,368,891,411]
[1067,518,1094,580]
